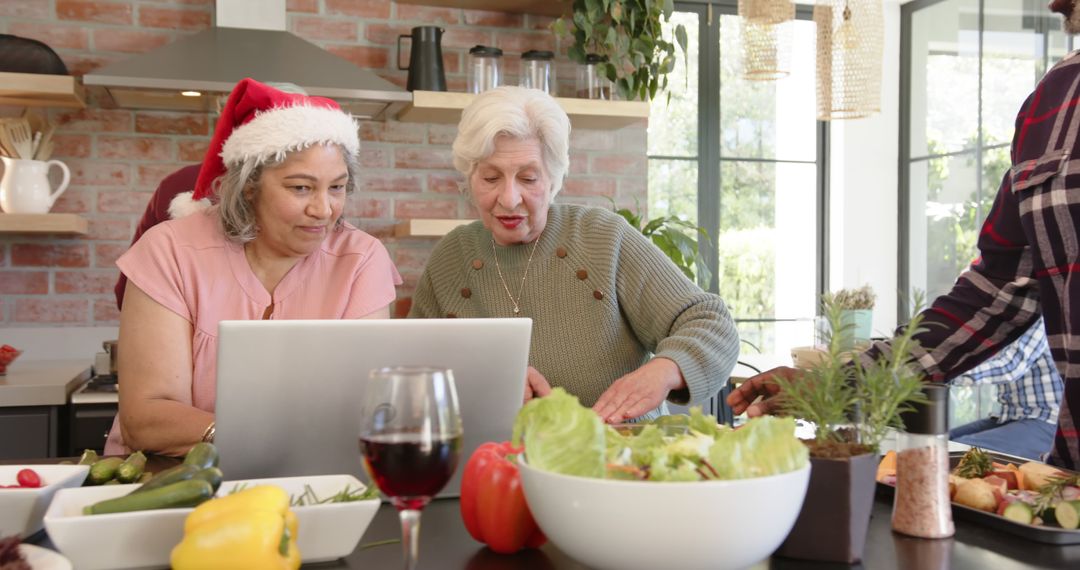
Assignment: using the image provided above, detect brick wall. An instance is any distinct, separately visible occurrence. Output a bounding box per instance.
[0,0,649,325]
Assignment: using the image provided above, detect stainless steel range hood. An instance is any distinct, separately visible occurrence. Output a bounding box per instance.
[82,0,410,119]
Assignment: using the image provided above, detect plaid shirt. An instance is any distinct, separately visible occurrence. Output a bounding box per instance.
[951,318,1062,424]
[865,51,1080,468]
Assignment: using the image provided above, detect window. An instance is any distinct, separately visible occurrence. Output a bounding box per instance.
[649,2,828,355]
[902,0,1072,302]
[900,0,1072,424]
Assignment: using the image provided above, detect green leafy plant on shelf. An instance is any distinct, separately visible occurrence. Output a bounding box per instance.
[553,0,687,101]
[770,292,929,458]
[611,199,711,288]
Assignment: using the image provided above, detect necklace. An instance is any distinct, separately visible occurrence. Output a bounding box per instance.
[491,231,543,315]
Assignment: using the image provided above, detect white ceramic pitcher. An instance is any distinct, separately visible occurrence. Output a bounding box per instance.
[0,157,70,214]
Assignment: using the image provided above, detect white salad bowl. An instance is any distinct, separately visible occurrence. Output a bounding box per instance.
[518,458,811,570]
[0,464,89,538]
[44,474,379,570]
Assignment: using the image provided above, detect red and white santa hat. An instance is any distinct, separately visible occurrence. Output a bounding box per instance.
[169,77,360,218]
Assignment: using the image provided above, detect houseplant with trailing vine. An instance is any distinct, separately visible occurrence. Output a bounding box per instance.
[553,0,688,101]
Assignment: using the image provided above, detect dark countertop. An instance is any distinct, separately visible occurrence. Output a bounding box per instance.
[14,456,1080,569]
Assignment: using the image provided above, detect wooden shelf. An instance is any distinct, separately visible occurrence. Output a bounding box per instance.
[398,91,648,130]
[393,0,568,17]
[0,72,86,109]
[394,218,474,238]
[0,213,88,235]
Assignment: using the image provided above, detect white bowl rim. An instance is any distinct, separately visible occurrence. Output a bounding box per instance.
[47,474,381,521]
[0,465,88,491]
[517,455,810,487]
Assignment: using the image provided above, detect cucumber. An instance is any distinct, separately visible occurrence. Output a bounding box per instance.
[88,457,125,485]
[77,449,99,466]
[131,464,199,494]
[138,472,153,484]
[1002,501,1034,525]
[183,442,219,470]
[116,451,147,483]
[103,479,121,485]
[83,479,214,516]
[191,467,223,493]
[1053,500,1080,530]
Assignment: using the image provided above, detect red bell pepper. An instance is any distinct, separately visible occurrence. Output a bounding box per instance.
[460,441,546,554]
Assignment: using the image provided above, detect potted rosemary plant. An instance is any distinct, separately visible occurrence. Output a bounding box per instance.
[771,294,928,563]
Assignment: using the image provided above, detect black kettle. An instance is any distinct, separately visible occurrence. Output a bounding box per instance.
[397,26,446,92]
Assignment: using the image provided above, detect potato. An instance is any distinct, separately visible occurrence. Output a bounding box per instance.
[1018,462,1067,491]
[953,477,999,512]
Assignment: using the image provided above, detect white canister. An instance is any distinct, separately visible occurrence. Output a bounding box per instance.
[0,157,70,214]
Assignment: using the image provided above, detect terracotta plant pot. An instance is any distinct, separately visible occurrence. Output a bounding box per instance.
[775,452,878,563]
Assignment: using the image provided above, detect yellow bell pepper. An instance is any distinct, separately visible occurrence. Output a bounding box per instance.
[171,485,301,570]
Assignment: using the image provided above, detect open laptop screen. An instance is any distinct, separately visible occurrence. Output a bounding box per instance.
[214,318,531,497]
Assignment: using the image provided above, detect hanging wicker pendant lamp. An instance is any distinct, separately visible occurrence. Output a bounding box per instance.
[814,0,884,120]
[738,0,796,80]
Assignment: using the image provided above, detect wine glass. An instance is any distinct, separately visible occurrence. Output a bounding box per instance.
[359,366,463,570]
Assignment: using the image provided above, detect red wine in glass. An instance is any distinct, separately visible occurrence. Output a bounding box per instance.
[360,432,462,510]
[359,366,462,570]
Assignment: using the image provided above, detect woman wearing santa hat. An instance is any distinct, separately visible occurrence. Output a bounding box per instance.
[105,78,402,456]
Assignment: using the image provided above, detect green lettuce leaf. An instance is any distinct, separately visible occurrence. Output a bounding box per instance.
[707,416,809,479]
[512,388,605,478]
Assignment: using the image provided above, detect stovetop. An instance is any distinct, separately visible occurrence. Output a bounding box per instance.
[70,372,119,405]
[83,373,117,393]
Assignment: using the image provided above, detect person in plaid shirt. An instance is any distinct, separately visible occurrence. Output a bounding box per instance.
[729,1,1080,468]
[949,318,1062,459]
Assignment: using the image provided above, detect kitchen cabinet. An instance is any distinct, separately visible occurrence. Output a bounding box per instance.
[0,213,88,235]
[0,71,86,108]
[0,406,61,459]
[398,91,649,130]
[393,0,568,16]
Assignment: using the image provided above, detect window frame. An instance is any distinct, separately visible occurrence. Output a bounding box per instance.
[898,0,1073,319]
[653,1,830,319]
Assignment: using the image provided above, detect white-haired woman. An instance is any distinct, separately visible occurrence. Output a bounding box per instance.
[409,86,739,423]
[107,79,401,456]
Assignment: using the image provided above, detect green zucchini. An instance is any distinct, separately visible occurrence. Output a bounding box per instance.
[1002,501,1034,525]
[83,479,213,515]
[116,451,147,483]
[183,442,219,470]
[77,449,99,466]
[131,464,199,494]
[88,457,125,485]
[1053,500,1080,530]
[191,467,224,493]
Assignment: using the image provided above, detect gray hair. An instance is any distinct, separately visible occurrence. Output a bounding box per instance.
[216,143,359,243]
[452,86,571,196]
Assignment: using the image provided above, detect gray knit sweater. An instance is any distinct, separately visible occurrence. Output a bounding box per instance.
[408,204,740,419]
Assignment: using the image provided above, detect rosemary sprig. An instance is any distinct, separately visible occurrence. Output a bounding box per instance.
[290,484,380,506]
[954,447,994,479]
[1035,473,1080,516]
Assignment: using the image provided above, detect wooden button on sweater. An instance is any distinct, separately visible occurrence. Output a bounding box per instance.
[471,259,484,270]
[447,312,457,318]
[461,288,472,299]
[576,269,588,280]
[556,247,568,258]
[593,290,604,300]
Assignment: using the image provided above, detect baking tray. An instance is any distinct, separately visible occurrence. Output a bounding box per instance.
[877,450,1080,545]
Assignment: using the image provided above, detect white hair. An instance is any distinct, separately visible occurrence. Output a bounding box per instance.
[452,86,571,196]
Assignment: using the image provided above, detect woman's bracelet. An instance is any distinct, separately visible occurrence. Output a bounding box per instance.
[201,421,216,443]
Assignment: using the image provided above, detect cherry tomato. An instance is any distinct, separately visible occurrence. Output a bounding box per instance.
[16,468,41,488]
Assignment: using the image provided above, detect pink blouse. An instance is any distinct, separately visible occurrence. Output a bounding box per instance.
[105,210,401,454]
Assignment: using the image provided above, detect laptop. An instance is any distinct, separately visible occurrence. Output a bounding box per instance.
[214,318,531,497]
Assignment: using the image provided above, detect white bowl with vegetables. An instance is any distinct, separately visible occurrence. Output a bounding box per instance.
[0,465,89,538]
[514,390,811,570]
[44,473,379,570]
